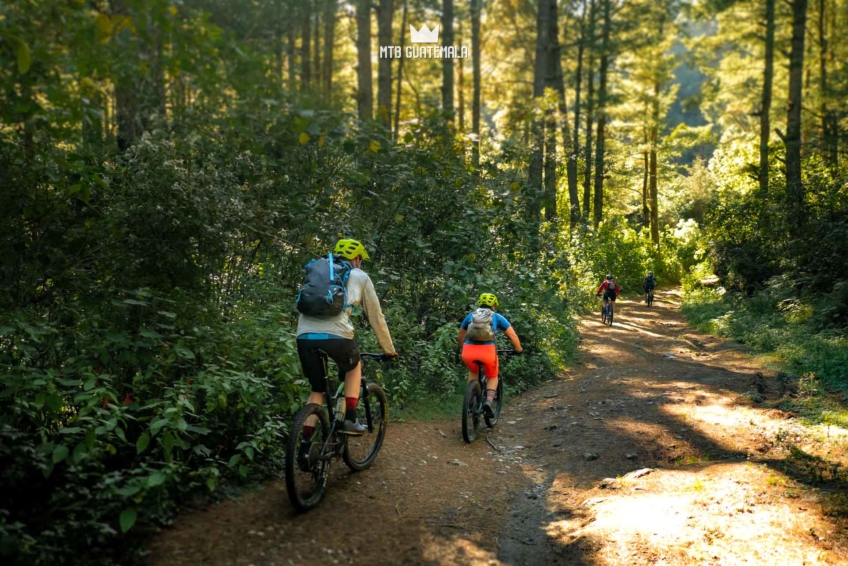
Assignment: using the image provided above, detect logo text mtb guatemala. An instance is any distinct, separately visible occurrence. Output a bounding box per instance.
[379,24,468,60]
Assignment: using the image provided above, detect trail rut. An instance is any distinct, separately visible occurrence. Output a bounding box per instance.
[150,290,848,565]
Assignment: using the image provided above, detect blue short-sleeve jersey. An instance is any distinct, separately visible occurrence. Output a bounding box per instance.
[460,311,512,345]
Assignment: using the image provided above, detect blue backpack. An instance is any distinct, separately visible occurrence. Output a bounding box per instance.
[295,254,352,318]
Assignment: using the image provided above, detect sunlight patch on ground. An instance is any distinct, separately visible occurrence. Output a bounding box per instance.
[660,397,848,467]
[419,532,501,565]
[544,464,847,565]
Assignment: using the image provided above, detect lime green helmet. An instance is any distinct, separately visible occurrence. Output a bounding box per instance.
[334,238,370,260]
[478,293,499,308]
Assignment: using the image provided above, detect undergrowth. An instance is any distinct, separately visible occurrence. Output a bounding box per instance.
[681,270,848,427]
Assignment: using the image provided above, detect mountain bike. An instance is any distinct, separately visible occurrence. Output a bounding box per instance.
[600,296,614,325]
[461,349,516,443]
[646,287,655,307]
[285,352,393,512]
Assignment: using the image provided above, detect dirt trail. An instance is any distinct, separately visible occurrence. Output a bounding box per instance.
[150,290,848,565]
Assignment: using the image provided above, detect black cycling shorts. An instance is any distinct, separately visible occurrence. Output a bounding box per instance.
[296,337,361,393]
[603,290,617,302]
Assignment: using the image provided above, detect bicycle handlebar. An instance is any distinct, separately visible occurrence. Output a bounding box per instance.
[361,353,398,362]
[497,349,522,356]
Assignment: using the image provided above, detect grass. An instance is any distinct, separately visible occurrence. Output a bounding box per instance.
[681,286,848,427]
[392,390,466,422]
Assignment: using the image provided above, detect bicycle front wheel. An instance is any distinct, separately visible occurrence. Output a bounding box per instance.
[343,382,388,471]
[462,380,482,443]
[285,403,331,512]
[485,378,504,428]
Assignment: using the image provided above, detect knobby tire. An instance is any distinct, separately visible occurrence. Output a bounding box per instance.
[484,378,504,428]
[342,382,388,471]
[285,403,331,512]
[462,380,482,443]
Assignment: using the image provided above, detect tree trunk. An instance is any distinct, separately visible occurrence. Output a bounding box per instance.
[759,0,775,194]
[544,113,558,221]
[458,20,466,132]
[649,129,659,244]
[650,83,660,244]
[301,0,312,90]
[81,79,103,150]
[314,6,321,86]
[323,0,336,99]
[550,0,577,224]
[276,2,284,88]
[544,0,558,222]
[288,0,297,90]
[592,0,611,228]
[783,0,808,237]
[642,146,649,229]
[394,0,408,139]
[110,0,164,151]
[377,0,394,128]
[471,0,482,165]
[355,0,373,121]
[818,0,837,170]
[528,0,550,222]
[572,0,587,203]
[442,0,455,116]
[582,0,597,220]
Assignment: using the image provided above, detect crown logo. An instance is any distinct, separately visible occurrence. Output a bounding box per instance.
[410,24,439,44]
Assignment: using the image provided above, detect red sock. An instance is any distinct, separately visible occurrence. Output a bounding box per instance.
[487,389,496,402]
[345,397,358,411]
[303,425,315,439]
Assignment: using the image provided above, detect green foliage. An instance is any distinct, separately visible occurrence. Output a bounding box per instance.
[701,145,848,295]
[0,100,581,564]
[682,279,848,398]
[565,218,690,309]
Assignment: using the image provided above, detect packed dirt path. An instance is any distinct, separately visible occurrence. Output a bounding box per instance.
[149,290,848,565]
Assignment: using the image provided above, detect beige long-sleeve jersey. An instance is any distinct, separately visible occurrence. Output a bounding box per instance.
[295,268,395,353]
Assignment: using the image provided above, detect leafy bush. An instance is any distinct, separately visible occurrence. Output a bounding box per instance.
[0,104,581,563]
[682,279,848,396]
[564,217,689,311]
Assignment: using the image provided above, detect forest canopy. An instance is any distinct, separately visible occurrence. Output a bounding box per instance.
[1,0,846,563]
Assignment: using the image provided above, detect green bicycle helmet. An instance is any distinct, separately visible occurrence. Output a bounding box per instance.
[478,293,499,308]
[334,238,370,260]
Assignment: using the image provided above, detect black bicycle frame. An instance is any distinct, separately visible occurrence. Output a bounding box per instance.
[320,354,377,438]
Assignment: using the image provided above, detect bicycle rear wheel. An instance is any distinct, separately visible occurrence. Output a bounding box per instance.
[285,403,331,512]
[343,383,388,471]
[647,291,654,307]
[484,378,504,428]
[461,380,482,443]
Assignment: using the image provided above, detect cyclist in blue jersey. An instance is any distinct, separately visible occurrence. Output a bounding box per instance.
[457,293,523,418]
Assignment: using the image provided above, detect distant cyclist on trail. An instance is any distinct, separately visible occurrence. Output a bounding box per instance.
[596,274,620,317]
[644,271,656,298]
[295,239,398,436]
[457,293,523,418]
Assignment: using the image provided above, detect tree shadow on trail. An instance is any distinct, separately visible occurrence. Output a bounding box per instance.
[494,301,848,564]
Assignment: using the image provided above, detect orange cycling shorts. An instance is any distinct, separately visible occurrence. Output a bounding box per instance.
[461,343,499,378]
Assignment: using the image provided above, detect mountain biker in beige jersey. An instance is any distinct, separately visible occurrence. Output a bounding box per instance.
[296,239,397,436]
